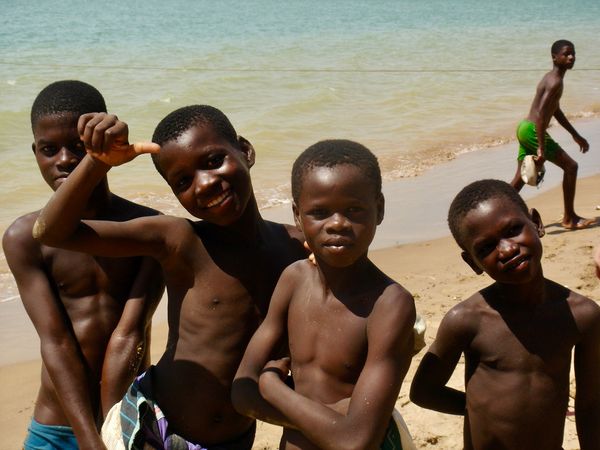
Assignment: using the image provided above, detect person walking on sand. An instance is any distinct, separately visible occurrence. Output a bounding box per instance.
[510,39,595,230]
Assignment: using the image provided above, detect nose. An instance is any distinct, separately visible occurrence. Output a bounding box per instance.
[56,147,79,171]
[497,238,518,260]
[325,212,351,233]
[194,170,219,195]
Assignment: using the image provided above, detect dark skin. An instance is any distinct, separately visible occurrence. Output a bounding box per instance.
[2,113,164,450]
[34,113,307,445]
[233,165,415,450]
[510,44,593,229]
[410,197,600,450]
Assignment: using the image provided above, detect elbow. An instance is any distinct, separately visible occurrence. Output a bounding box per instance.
[409,380,428,407]
[32,216,60,246]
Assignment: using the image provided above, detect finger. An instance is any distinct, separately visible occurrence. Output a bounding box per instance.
[102,121,128,153]
[81,113,108,152]
[90,114,119,153]
[77,113,98,137]
[131,142,161,155]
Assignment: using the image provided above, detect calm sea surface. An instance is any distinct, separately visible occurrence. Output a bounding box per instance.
[1,0,600,305]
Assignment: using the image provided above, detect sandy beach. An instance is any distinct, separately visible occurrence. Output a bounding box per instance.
[1,163,598,449]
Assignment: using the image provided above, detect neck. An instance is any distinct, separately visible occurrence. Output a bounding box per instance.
[315,254,375,295]
[493,270,546,307]
[216,194,266,243]
[552,64,567,78]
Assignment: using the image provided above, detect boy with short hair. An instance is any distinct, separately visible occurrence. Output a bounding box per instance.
[410,179,600,449]
[2,80,164,449]
[232,140,416,450]
[34,105,307,448]
[510,39,594,230]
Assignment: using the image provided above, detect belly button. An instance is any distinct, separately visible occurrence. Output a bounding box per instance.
[211,298,220,309]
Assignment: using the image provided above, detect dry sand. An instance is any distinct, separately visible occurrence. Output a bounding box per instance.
[1,175,598,450]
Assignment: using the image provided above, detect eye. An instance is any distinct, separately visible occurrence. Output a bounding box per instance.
[506,223,523,237]
[174,176,193,193]
[206,153,225,169]
[475,241,496,259]
[308,208,329,220]
[39,145,58,156]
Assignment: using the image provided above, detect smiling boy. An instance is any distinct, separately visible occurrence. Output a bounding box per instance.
[2,80,163,450]
[510,39,594,230]
[233,140,416,450]
[410,179,600,449]
[34,106,307,449]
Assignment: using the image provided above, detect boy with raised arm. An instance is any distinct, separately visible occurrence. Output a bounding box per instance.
[34,105,307,449]
[510,39,594,230]
[233,140,416,450]
[410,179,600,449]
[2,80,164,450]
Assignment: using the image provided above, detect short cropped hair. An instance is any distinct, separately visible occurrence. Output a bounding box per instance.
[551,39,574,55]
[151,105,238,176]
[31,80,106,129]
[291,139,382,204]
[447,179,529,249]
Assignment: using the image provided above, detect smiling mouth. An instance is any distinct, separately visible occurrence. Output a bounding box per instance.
[202,190,231,209]
[504,254,530,271]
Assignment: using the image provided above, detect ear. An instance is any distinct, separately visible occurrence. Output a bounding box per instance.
[461,251,484,275]
[529,208,545,238]
[292,202,302,232]
[237,135,255,168]
[376,192,385,225]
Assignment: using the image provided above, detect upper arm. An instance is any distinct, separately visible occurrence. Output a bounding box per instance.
[236,263,302,380]
[39,214,177,261]
[109,256,165,339]
[3,217,71,340]
[411,302,475,397]
[573,298,600,448]
[342,286,416,445]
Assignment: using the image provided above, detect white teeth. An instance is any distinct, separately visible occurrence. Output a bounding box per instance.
[205,192,229,208]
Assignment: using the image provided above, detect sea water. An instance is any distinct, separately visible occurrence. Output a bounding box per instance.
[0,0,599,311]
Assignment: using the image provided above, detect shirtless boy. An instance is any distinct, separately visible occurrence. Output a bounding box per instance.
[510,39,594,230]
[410,179,600,449]
[233,140,416,450]
[2,80,164,449]
[34,105,307,449]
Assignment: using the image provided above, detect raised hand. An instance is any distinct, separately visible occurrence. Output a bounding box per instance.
[78,113,160,166]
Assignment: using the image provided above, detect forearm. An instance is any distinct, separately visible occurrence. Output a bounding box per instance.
[576,405,600,450]
[34,155,109,245]
[100,331,145,417]
[260,375,374,450]
[231,375,296,428]
[554,109,580,137]
[41,339,105,449]
[411,384,466,415]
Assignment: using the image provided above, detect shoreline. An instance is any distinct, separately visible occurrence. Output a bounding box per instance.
[1,116,600,367]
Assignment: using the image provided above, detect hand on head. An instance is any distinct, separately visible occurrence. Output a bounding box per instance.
[78,113,160,166]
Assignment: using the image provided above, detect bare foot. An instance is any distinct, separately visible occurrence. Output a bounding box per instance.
[561,217,596,230]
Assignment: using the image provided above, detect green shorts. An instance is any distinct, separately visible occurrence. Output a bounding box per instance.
[516,120,561,162]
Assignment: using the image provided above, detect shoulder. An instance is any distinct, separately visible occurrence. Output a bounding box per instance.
[540,72,563,91]
[565,288,600,335]
[438,290,486,336]
[280,258,313,281]
[3,212,40,253]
